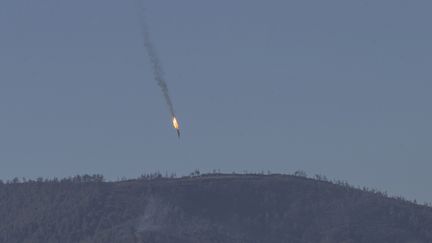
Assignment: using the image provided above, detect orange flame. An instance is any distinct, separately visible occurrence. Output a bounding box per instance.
[172,117,179,130]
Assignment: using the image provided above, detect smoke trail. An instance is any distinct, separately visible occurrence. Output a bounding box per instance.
[137,3,176,117]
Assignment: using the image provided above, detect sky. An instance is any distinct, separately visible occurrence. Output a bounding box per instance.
[0,0,431,202]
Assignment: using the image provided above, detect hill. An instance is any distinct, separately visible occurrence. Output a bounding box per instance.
[0,173,431,243]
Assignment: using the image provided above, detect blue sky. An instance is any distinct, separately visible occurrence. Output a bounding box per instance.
[0,0,431,202]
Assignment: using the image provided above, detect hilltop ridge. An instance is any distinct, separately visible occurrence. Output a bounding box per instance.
[0,173,431,243]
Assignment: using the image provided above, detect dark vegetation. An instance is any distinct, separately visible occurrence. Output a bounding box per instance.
[0,171,431,243]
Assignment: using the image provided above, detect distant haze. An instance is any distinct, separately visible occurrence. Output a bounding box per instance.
[0,0,431,203]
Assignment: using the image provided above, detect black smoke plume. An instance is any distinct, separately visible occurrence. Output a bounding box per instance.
[137,3,176,118]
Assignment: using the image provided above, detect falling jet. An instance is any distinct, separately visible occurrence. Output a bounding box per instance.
[172,116,180,138]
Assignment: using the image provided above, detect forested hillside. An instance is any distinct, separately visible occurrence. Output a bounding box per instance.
[0,173,431,243]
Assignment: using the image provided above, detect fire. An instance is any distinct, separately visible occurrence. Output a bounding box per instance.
[172,117,179,130]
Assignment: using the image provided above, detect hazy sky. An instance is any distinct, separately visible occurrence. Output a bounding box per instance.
[0,0,431,202]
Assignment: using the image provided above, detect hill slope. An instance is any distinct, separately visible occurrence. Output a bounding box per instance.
[0,174,431,243]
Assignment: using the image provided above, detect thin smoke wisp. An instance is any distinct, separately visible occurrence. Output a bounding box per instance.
[138,5,176,117]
